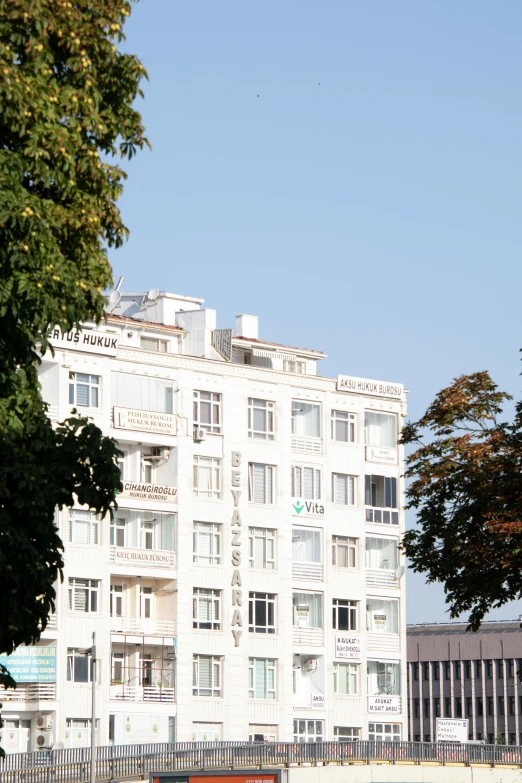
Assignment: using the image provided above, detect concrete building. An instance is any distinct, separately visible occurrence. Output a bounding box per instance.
[0,289,407,752]
[408,621,522,744]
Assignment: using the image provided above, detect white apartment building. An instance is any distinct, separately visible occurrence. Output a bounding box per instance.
[0,289,407,753]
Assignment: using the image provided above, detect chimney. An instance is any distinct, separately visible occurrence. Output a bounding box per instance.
[236,314,259,340]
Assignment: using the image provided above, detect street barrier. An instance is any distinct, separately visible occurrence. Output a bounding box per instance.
[2,740,522,783]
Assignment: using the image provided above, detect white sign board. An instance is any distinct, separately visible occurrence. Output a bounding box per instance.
[112,548,173,568]
[311,694,325,710]
[113,406,177,436]
[368,696,401,714]
[337,375,404,399]
[118,481,178,504]
[436,719,469,744]
[335,635,361,660]
[49,327,119,356]
[366,446,398,465]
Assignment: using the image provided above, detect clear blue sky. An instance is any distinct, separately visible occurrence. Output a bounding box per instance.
[112,1,522,624]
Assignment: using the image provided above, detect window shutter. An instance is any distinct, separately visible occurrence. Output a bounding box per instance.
[335,418,347,442]
[292,466,302,497]
[391,477,397,509]
[303,467,314,499]
[385,478,392,508]
[347,476,354,505]
[255,659,266,698]
[314,469,321,500]
[76,383,89,407]
[334,474,346,505]
[365,475,372,506]
[266,466,273,503]
[199,658,211,688]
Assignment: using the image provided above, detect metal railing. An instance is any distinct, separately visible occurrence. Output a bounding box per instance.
[4,740,522,783]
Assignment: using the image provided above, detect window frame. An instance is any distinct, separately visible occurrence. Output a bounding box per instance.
[67,648,94,683]
[193,521,222,565]
[68,509,99,546]
[193,588,221,631]
[333,663,359,695]
[248,658,276,700]
[332,535,357,568]
[249,592,276,634]
[332,473,356,506]
[68,577,100,614]
[248,527,276,569]
[68,372,100,408]
[367,660,401,696]
[334,726,360,742]
[332,599,358,631]
[193,390,221,434]
[331,410,356,443]
[110,584,123,618]
[140,336,169,353]
[366,598,399,634]
[291,400,322,439]
[248,462,275,505]
[193,456,222,499]
[192,655,222,697]
[248,398,275,441]
[291,464,322,500]
[364,411,398,449]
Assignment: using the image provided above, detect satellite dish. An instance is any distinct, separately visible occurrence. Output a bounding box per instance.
[395,565,406,580]
[147,288,160,301]
[109,290,121,306]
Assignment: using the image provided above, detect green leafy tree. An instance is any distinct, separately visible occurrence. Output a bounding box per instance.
[401,371,522,631]
[0,0,148,750]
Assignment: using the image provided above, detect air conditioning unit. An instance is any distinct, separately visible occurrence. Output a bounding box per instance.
[36,731,54,748]
[36,715,53,730]
[303,659,318,673]
[193,428,207,442]
[150,447,170,461]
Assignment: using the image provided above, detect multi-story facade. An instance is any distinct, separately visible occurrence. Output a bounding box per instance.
[0,290,407,752]
[408,621,522,745]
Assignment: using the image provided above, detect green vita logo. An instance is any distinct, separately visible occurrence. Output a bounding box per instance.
[292,500,325,515]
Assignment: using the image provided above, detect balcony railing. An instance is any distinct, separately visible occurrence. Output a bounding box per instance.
[1,683,56,702]
[367,632,400,652]
[109,684,175,703]
[292,562,323,582]
[109,546,176,569]
[291,436,323,455]
[110,617,176,636]
[366,569,398,589]
[365,508,399,526]
[293,626,324,646]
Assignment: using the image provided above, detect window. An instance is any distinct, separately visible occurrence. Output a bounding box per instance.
[465,660,471,679]
[249,725,278,742]
[423,698,430,718]
[487,696,493,716]
[69,372,100,408]
[113,509,175,551]
[332,536,357,568]
[486,660,493,678]
[111,652,124,683]
[423,662,429,681]
[367,661,400,696]
[411,662,419,681]
[508,660,514,678]
[111,373,173,414]
[365,475,399,525]
[68,578,99,613]
[455,697,462,717]
[293,719,323,743]
[67,648,93,683]
[110,516,126,547]
[497,659,504,678]
[192,722,222,742]
[293,528,321,565]
[444,697,451,715]
[249,658,276,699]
[249,527,276,569]
[466,697,472,717]
[332,599,357,631]
[334,726,360,742]
[193,521,221,564]
[248,463,274,504]
[192,655,221,697]
[454,662,461,679]
[292,465,321,499]
[368,723,401,742]
[140,586,153,619]
[498,696,504,712]
[291,401,321,438]
[366,598,398,633]
[193,588,221,630]
[364,412,397,448]
[293,592,322,628]
[509,696,515,716]
[332,473,356,505]
[365,537,398,570]
[475,660,481,678]
[433,664,439,681]
[331,410,356,443]
[249,592,276,634]
[333,663,359,695]
[248,398,274,440]
[140,336,168,353]
[476,697,483,717]
[193,456,222,499]
[414,699,420,718]
[283,358,305,374]
[69,509,99,545]
[110,584,123,617]
[444,661,451,680]
[193,390,221,433]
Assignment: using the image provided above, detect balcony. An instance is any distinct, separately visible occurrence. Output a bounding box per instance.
[291,436,323,456]
[109,546,176,570]
[110,617,176,636]
[1,683,56,702]
[292,563,323,582]
[293,627,324,646]
[365,508,399,526]
[366,569,398,589]
[109,684,175,703]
